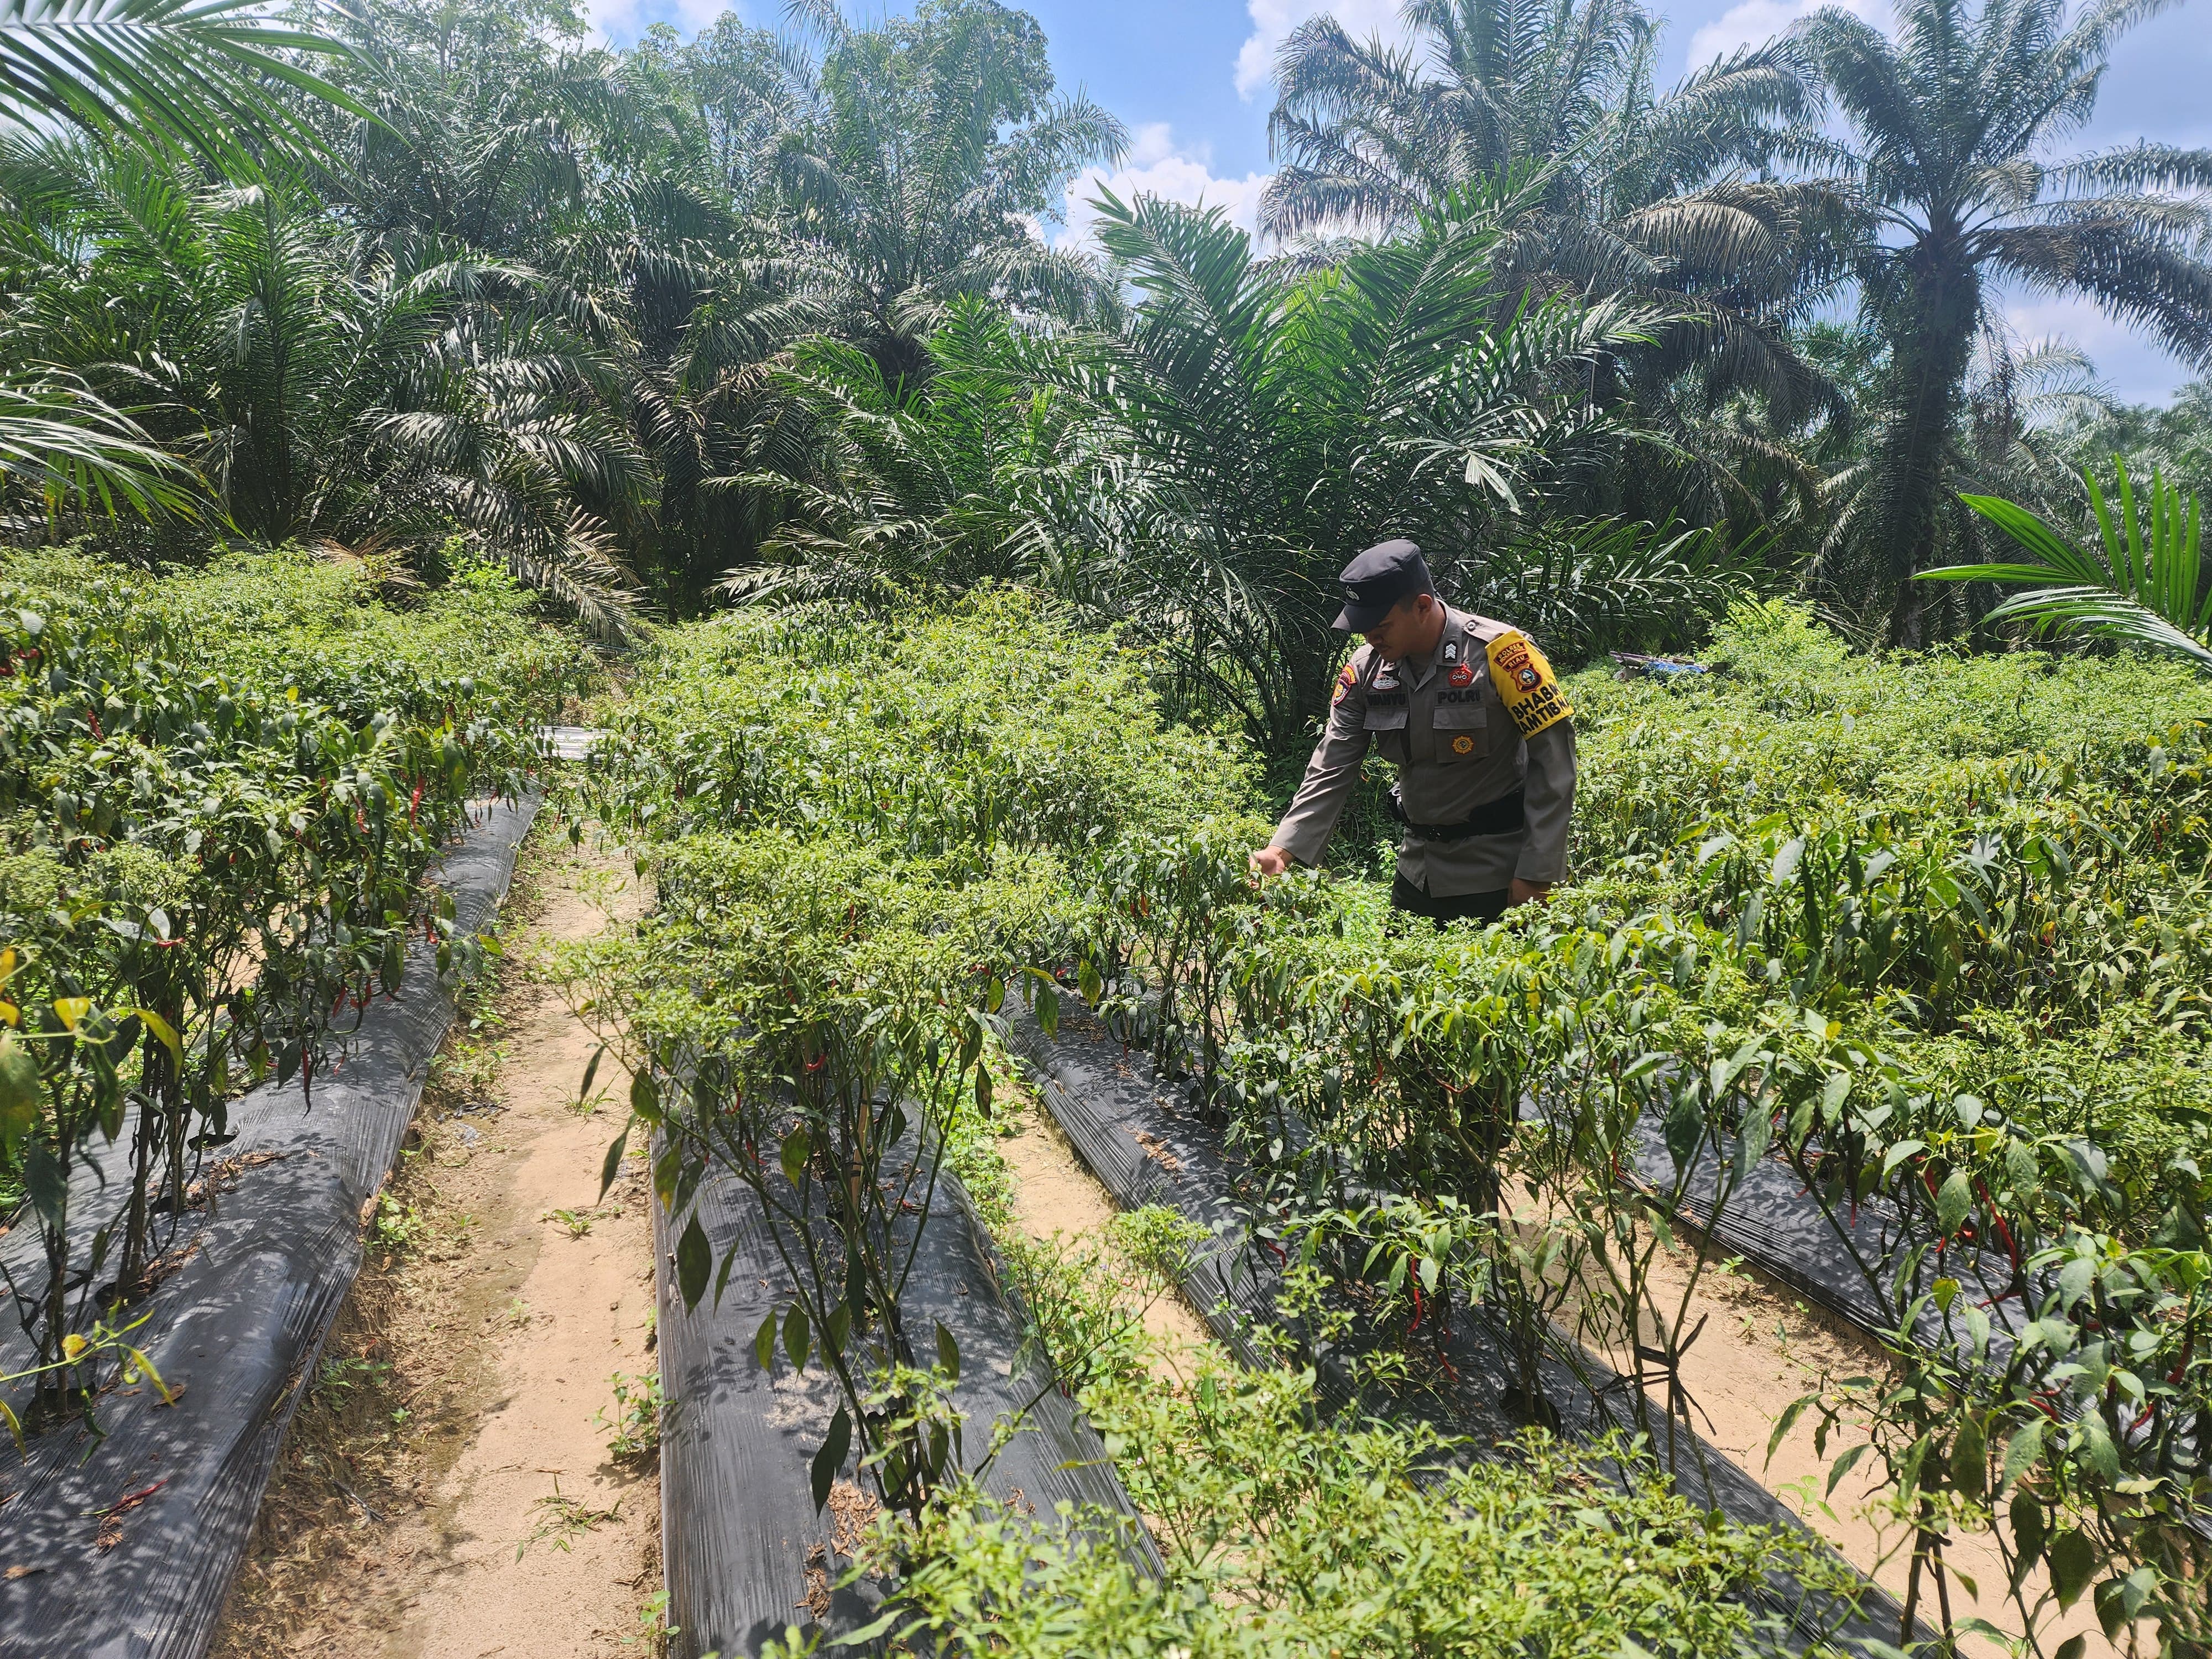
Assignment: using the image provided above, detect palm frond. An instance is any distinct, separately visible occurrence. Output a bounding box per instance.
[0,0,369,164]
[1931,460,2212,669]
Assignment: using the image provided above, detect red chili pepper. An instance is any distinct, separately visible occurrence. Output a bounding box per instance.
[1409,1278,1425,1333]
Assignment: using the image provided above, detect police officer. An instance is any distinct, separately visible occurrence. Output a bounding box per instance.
[1250,539,1576,923]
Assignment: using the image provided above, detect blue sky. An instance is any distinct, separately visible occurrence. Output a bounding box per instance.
[589,0,2212,404]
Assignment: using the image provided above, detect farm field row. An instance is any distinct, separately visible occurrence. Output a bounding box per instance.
[565,594,2212,1657]
[9,557,2210,1658]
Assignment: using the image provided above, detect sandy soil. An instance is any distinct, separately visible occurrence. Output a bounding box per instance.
[997,1103,1213,1376]
[213,828,662,1659]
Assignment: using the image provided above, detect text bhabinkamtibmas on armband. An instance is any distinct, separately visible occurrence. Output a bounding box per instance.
[1485,631,1571,739]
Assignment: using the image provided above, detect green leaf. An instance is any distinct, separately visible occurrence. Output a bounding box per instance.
[1036,981,1059,1038]
[1733,1107,1773,1184]
[597,1123,630,1202]
[936,1319,960,1383]
[811,1404,852,1512]
[753,1312,777,1371]
[2001,1420,2044,1490]
[1949,1413,1986,1498]
[630,1068,662,1124]
[780,1126,810,1190]
[2048,1529,2097,1609]
[1825,1440,1870,1497]
[785,1303,812,1370]
[1937,1169,1972,1236]
[676,1214,710,1311]
[0,1034,39,1149]
[1766,1395,1813,1467]
[24,1143,65,1230]
[1663,1092,1703,1174]
[2009,1491,2047,1587]
[2081,1414,2122,1484]
[123,1005,182,1072]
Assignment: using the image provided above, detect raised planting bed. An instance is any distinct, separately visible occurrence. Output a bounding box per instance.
[653,1134,1160,1659]
[1001,994,1927,1657]
[0,796,538,1658]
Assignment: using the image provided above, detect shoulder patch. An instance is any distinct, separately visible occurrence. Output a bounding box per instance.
[1331,661,1358,706]
[1485,630,1571,739]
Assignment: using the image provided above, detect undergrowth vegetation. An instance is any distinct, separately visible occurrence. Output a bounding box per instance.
[0,544,573,1416]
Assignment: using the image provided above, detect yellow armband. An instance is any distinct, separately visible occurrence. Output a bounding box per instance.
[1486,631,1571,739]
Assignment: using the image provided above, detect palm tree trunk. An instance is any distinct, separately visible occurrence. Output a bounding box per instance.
[1871,239,1979,647]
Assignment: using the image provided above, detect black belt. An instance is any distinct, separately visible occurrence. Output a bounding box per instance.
[1386,787,1526,842]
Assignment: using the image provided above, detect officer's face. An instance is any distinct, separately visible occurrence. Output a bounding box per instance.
[1363,593,1439,662]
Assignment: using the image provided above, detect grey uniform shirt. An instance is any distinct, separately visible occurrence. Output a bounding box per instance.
[1272,607,1577,896]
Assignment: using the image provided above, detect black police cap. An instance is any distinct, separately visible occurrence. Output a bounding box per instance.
[1333,539,1433,630]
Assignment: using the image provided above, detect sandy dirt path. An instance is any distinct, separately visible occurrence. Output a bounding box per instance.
[214,828,661,1659]
[998,1102,1213,1375]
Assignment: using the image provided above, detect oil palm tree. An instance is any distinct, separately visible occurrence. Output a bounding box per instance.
[738,184,1760,755]
[0,0,370,527]
[0,135,646,633]
[759,0,1128,385]
[1793,0,2212,643]
[1262,0,1851,432]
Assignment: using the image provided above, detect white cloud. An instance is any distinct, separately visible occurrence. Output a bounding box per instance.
[1687,0,1887,67]
[1058,123,1275,247]
[1234,0,1407,101]
[587,0,732,49]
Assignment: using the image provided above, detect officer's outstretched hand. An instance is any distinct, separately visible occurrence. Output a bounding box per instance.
[1250,846,1292,878]
[1508,878,1552,908]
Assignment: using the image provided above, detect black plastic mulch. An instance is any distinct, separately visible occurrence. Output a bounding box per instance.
[1001,997,1928,1656]
[0,797,538,1659]
[654,1134,1160,1659]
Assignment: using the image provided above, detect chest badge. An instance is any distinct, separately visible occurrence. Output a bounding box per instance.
[1448,662,1475,688]
[1451,734,1475,754]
